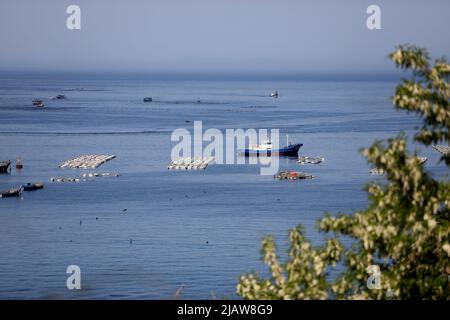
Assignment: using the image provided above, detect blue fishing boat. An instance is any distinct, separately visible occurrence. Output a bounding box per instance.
[23,182,44,191]
[239,135,302,157]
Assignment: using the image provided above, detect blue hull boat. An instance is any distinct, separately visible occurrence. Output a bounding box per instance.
[23,182,44,191]
[240,143,302,157]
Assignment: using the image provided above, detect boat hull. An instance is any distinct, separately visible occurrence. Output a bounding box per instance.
[0,188,22,198]
[239,143,302,157]
[23,183,44,191]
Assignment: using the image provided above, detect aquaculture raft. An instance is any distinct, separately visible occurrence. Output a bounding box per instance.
[274,171,313,180]
[51,172,120,183]
[0,160,11,173]
[297,156,324,165]
[51,177,81,183]
[59,155,116,169]
[168,157,215,170]
[432,145,450,155]
[80,172,120,178]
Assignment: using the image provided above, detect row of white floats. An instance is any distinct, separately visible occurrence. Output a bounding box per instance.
[432,145,450,155]
[51,172,120,183]
[59,155,116,169]
[168,157,215,170]
[297,156,324,165]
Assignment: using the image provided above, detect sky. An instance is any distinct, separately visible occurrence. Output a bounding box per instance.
[0,0,449,77]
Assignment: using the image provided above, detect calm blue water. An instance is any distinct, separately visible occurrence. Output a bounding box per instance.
[0,76,445,299]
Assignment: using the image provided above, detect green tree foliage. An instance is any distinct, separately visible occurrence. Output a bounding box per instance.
[237,45,450,300]
[391,45,450,165]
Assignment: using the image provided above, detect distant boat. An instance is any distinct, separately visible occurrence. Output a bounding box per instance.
[23,182,44,191]
[417,156,428,164]
[32,99,44,107]
[16,157,23,170]
[54,94,67,100]
[239,135,302,157]
[143,97,153,102]
[0,160,11,173]
[0,187,22,198]
[270,90,278,98]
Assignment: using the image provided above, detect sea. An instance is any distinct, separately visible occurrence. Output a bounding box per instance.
[0,74,446,299]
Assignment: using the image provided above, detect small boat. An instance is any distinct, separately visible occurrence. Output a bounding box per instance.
[32,99,44,107]
[239,135,302,157]
[22,182,44,191]
[55,94,66,100]
[143,97,153,102]
[16,158,23,170]
[270,90,278,98]
[369,168,385,175]
[0,187,22,198]
[417,156,428,164]
[0,160,11,173]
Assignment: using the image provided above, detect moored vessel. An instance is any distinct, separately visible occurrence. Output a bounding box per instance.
[239,135,302,157]
[32,99,44,107]
[22,182,44,191]
[0,187,22,198]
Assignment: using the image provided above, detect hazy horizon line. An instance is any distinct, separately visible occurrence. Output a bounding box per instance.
[0,69,404,82]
